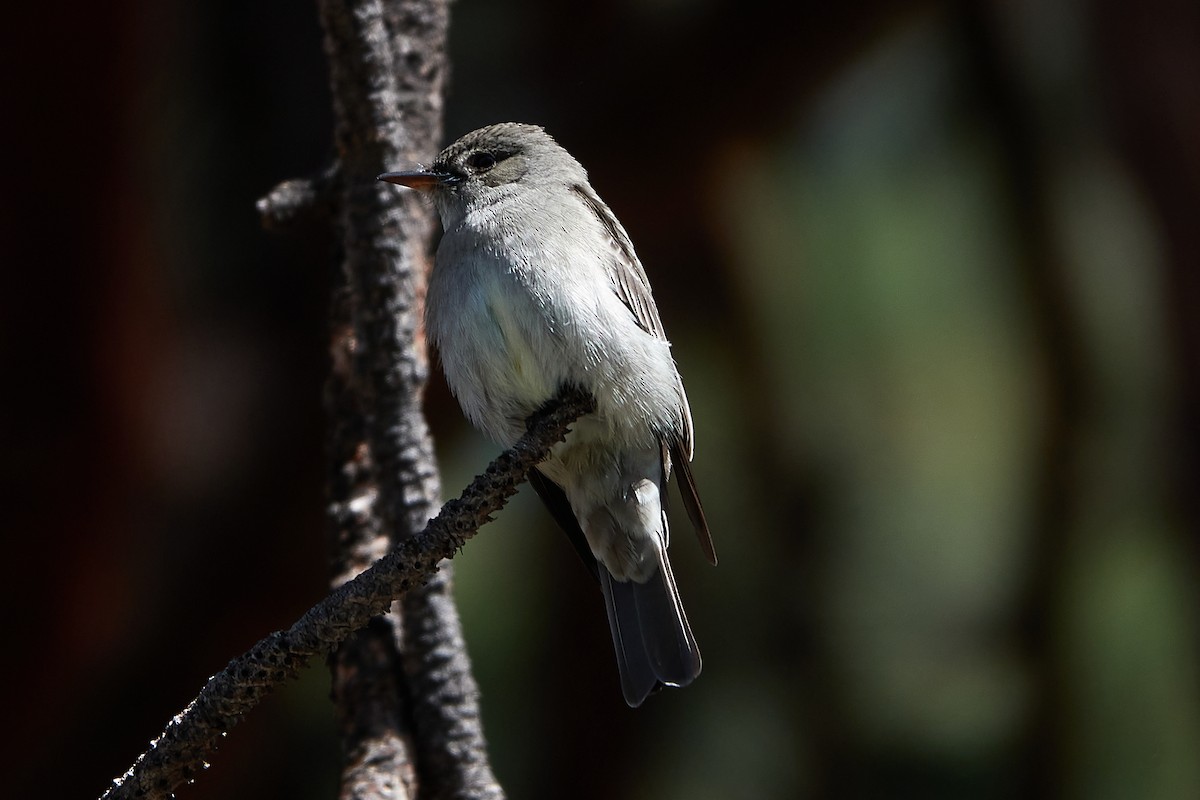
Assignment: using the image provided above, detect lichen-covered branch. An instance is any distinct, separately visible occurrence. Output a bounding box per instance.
[98,389,593,800]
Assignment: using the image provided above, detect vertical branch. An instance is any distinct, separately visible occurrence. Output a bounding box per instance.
[400,572,506,800]
[319,0,444,540]
[315,0,504,798]
[326,275,420,800]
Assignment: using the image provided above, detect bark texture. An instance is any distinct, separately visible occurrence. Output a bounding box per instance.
[104,0,526,797]
[98,390,593,800]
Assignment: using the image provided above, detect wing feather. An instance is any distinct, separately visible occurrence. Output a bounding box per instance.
[571,183,714,564]
[571,183,666,339]
[669,441,717,565]
[572,183,695,451]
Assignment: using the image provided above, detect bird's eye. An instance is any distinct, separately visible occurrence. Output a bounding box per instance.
[466,151,497,171]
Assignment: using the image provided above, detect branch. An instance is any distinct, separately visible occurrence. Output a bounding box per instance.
[98,388,594,800]
[306,0,464,797]
[255,164,337,231]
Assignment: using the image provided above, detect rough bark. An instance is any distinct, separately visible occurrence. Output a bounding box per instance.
[103,0,525,795]
[314,0,448,791]
[98,390,593,800]
[307,0,501,797]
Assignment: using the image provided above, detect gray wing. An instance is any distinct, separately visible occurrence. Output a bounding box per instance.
[573,182,716,565]
[571,183,668,340]
[666,440,717,566]
[571,182,689,450]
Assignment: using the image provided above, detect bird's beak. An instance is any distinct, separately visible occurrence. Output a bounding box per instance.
[377,169,454,191]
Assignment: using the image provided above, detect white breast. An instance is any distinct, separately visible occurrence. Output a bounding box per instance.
[426,189,686,451]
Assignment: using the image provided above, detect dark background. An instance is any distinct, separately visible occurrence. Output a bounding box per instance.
[6,1,1200,798]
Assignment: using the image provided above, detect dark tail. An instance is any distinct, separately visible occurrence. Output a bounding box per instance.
[599,549,701,707]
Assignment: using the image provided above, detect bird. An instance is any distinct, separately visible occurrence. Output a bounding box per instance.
[380,122,716,706]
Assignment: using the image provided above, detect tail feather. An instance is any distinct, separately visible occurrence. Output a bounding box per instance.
[599,550,702,707]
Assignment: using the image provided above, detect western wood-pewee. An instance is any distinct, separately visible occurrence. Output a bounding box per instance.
[380,122,716,707]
